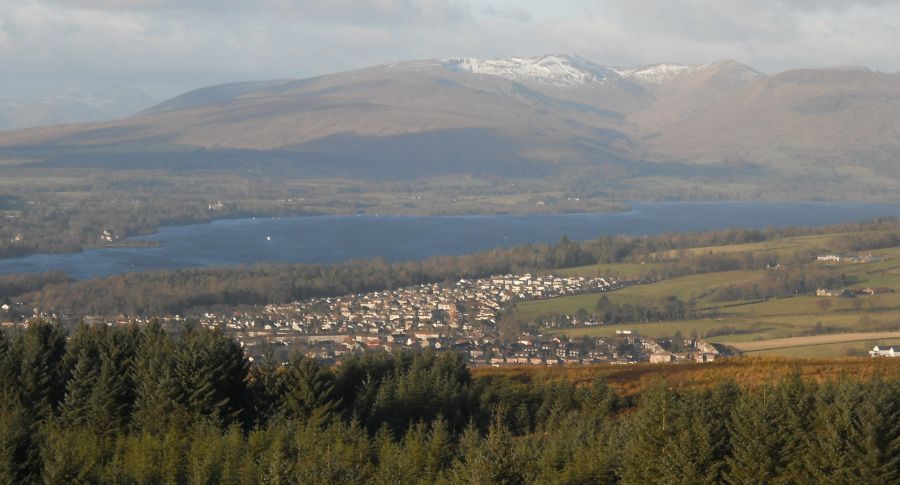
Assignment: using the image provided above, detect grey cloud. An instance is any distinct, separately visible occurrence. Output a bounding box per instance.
[479,4,530,22]
[47,0,472,25]
[1,0,899,99]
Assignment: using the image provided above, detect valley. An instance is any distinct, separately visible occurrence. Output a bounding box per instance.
[5,216,900,360]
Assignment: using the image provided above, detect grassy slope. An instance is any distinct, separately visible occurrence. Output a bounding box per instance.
[750,339,900,358]
[519,270,763,318]
[525,229,900,357]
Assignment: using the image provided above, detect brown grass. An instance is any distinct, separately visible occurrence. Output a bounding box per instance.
[471,357,900,397]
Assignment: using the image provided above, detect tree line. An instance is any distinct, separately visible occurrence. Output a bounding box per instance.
[539,296,696,328]
[709,266,852,302]
[1,320,899,483]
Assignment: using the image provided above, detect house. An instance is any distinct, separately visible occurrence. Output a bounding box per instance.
[650,352,675,364]
[816,254,861,263]
[695,352,717,363]
[817,253,886,264]
[869,346,899,358]
[816,288,851,297]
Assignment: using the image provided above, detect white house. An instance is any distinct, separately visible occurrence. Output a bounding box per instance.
[869,346,899,358]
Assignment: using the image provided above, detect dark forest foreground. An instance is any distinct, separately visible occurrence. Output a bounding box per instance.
[2,320,899,483]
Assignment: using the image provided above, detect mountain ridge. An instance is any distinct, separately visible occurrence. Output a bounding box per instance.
[0,83,156,130]
[0,54,897,199]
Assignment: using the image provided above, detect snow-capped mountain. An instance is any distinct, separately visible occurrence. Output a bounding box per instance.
[439,55,764,90]
[614,60,763,85]
[441,55,620,88]
[3,54,895,199]
[0,83,157,130]
[612,63,703,84]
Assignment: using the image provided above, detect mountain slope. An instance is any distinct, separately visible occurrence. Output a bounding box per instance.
[641,68,900,174]
[0,55,898,198]
[0,84,156,130]
[0,57,647,179]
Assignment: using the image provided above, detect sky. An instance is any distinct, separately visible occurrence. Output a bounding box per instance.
[1,0,899,99]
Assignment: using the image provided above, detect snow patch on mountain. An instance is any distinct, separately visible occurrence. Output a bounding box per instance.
[441,55,618,87]
[612,64,701,84]
[613,60,763,85]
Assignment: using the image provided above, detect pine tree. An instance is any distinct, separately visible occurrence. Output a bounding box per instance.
[173,325,249,426]
[0,390,36,484]
[618,381,676,484]
[725,386,781,484]
[218,424,245,485]
[425,417,452,477]
[371,424,405,484]
[282,354,339,421]
[657,392,722,485]
[852,379,900,482]
[61,324,102,385]
[17,320,66,419]
[452,419,524,485]
[771,370,815,483]
[0,330,17,392]
[38,423,110,484]
[186,422,226,485]
[804,378,900,482]
[249,343,285,425]
[59,346,100,427]
[86,338,132,434]
[131,321,184,432]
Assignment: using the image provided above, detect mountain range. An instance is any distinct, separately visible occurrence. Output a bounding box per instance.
[0,83,156,130]
[1,55,898,199]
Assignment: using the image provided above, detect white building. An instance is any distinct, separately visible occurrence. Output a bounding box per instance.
[869,346,899,358]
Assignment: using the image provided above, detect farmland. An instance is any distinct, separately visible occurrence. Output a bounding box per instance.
[521,227,900,358]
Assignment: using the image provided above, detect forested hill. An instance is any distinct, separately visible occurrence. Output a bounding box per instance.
[1,320,898,483]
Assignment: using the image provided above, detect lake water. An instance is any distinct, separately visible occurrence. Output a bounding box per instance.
[1,202,899,280]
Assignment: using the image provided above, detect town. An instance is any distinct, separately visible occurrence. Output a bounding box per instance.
[2,271,726,366]
[195,272,682,366]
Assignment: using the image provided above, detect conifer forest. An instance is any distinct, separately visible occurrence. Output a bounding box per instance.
[1,320,898,484]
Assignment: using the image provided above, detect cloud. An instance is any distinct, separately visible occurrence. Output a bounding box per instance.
[46,0,472,25]
[0,19,10,50]
[479,4,530,23]
[1,0,898,98]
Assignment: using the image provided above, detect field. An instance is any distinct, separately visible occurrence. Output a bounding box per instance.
[518,270,764,318]
[656,230,900,258]
[749,339,900,358]
[727,332,900,352]
[523,229,900,358]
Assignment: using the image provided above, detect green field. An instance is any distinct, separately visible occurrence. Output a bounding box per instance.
[659,230,900,258]
[548,320,739,339]
[528,232,900,357]
[519,270,764,318]
[750,338,900,358]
